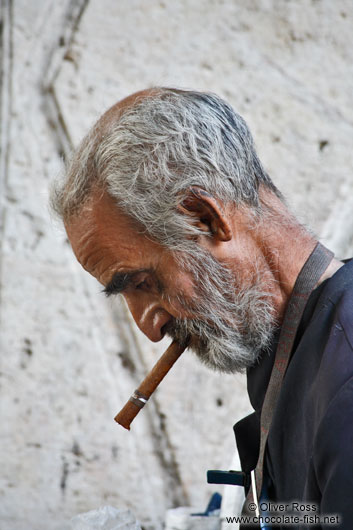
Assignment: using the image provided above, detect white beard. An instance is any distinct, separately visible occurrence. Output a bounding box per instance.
[165,249,277,373]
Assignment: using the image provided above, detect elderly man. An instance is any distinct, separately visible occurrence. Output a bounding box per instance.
[51,88,353,528]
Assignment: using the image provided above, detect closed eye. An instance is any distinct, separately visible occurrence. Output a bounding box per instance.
[104,269,164,297]
[133,274,153,291]
[104,269,150,297]
[134,273,165,295]
[135,279,147,290]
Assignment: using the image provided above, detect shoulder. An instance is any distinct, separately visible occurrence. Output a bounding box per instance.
[330,285,353,351]
[303,275,353,420]
[311,274,353,435]
[319,282,353,371]
[312,259,353,365]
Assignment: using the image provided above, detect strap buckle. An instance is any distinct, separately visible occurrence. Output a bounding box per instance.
[207,469,250,489]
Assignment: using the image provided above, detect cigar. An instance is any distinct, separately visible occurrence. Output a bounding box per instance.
[115,339,188,430]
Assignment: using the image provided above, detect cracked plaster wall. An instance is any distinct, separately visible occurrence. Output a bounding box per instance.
[1,1,352,529]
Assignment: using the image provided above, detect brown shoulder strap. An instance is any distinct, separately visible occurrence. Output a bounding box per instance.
[247,242,334,509]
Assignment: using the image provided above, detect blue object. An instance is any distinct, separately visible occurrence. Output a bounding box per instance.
[191,492,222,516]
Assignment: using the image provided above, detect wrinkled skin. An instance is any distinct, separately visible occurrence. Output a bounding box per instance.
[65,188,308,372]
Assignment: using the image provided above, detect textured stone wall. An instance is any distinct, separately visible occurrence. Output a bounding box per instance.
[1,1,352,529]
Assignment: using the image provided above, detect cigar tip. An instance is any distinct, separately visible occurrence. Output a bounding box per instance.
[114,417,131,431]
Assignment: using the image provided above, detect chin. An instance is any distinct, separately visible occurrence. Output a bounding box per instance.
[188,331,269,374]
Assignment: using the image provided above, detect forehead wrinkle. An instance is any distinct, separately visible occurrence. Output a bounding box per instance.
[73,228,108,272]
[71,220,130,273]
[71,223,101,259]
[83,252,108,275]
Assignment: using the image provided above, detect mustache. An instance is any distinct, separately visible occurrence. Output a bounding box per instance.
[162,315,228,349]
[162,314,249,373]
[162,318,192,344]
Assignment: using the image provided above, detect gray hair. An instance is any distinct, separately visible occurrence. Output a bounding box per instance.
[51,88,282,250]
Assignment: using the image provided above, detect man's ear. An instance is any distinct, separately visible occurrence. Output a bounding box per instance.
[177,187,232,241]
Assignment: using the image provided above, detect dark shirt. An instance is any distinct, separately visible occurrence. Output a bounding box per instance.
[234,258,353,529]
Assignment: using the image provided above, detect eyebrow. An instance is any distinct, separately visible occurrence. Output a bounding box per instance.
[103,269,150,297]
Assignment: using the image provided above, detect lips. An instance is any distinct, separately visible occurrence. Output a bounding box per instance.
[163,318,207,354]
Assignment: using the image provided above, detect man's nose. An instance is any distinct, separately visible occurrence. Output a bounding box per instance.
[124,295,173,342]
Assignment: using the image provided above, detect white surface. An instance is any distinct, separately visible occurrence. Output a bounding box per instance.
[70,506,141,530]
[165,508,220,530]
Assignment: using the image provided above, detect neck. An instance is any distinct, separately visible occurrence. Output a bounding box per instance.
[255,191,342,324]
[317,257,343,286]
[263,228,316,322]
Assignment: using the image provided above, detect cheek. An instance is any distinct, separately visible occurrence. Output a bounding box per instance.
[163,272,198,316]
[177,272,196,296]
[161,255,196,296]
